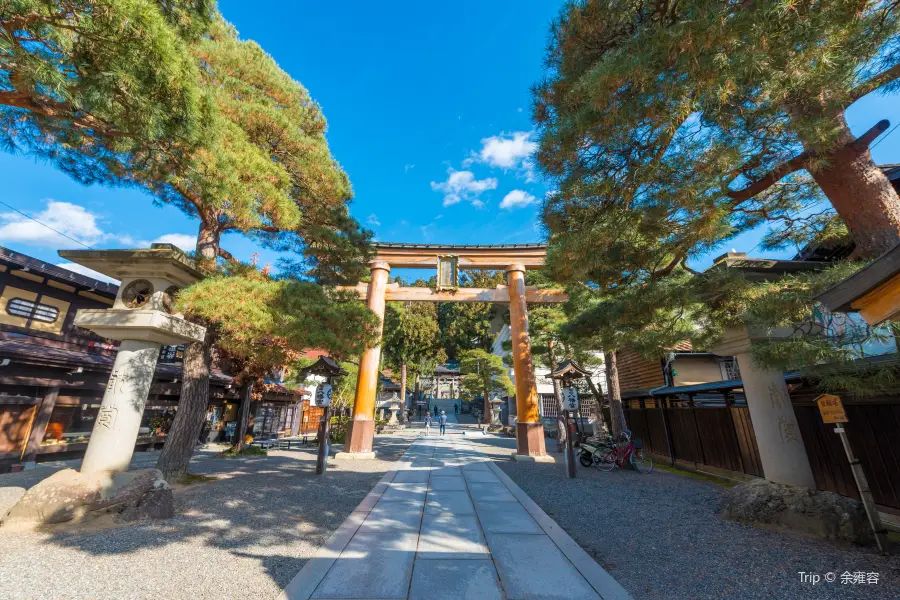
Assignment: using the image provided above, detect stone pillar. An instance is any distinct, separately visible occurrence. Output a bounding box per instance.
[81,339,161,473]
[715,327,815,488]
[733,352,816,487]
[340,261,390,459]
[506,264,549,461]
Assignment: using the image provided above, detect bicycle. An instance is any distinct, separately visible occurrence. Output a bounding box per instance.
[593,430,653,474]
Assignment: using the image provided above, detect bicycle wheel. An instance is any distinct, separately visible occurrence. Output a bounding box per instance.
[594,448,618,471]
[630,449,654,474]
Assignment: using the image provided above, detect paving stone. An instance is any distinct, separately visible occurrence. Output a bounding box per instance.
[462,470,501,483]
[466,481,516,503]
[486,533,601,600]
[424,490,475,515]
[408,559,503,600]
[474,501,543,535]
[311,542,416,598]
[393,470,431,483]
[460,462,490,472]
[428,476,466,491]
[430,466,462,477]
[359,502,423,533]
[380,483,427,503]
[417,514,489,559]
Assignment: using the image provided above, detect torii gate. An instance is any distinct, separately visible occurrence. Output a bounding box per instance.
[335,243,566,461]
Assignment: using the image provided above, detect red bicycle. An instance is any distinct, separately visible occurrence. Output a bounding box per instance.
[593,430,653,474]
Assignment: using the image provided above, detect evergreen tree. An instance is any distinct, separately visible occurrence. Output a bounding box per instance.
[438,270,505,359]
[1,1,212,181]
[155,17,367,479]
[383,298,444,422]
[459,349,513,426]
[172,268,378,455]
[537,0,900,279]
[534,1,900,395]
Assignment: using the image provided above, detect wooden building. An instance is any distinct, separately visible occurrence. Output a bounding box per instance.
[0,245,302,472]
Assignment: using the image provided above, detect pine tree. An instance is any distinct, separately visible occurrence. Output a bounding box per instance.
[154,17,367,479]
[459,349,513,426]
[0,1,211,181]
[534,1,900,396]
[172,268,378,453]
[536,0,900,281]
[438,270,505,359]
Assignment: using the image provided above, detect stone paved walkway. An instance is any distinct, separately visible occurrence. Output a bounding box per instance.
[278,416,631,600]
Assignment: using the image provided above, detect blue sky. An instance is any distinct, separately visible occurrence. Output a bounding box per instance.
[2,0,900,282]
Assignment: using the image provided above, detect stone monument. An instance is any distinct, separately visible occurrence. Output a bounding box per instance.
[1,244,206,529]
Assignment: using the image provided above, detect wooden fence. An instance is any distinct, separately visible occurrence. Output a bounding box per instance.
[617,393,900,512]
[620,397,764,478]
[792,393,900,511]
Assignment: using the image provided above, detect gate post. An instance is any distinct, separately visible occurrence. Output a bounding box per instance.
[338,261,391,459]
[506,264,549,461]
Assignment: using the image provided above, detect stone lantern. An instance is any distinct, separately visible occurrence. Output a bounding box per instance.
[58,244,206,473]
[387,392,401,425]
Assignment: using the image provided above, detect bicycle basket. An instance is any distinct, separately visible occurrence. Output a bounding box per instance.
[632,438,643,450]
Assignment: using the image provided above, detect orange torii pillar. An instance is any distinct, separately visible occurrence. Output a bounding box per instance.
[507,264,550,461]
[337,261,391,459]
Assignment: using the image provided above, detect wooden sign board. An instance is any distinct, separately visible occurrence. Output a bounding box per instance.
[816,394,848,424]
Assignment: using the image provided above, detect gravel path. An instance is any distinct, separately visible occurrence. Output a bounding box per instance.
[0,432,417,600]
[472,435,899,600]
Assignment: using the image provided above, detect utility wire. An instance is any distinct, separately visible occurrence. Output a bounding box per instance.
[0,199,95,250]
[871,121,900,150]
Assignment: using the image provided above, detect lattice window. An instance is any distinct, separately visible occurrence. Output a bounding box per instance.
[6,297,59,323]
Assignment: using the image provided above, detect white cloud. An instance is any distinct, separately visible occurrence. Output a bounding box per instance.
[55,262,120,284]
[500,190,538,210]
[0,200,104,248]
[152,233,196,252]
[430,169,498,207]
[366,214,381,227]
[404,164,415,173]
[476,131,537,170]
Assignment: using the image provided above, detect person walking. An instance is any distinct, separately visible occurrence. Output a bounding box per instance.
[454,403,458,415]
[439,411,448,436]
[424,412,432,435]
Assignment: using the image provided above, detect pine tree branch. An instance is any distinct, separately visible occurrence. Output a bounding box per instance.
[217,247,239,264]
[726,119,889,204]
[725,152,811,203]
[849,63,900,102]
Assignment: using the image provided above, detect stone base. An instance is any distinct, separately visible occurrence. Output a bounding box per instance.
[511,454,554,463]
[1,468,173,530]
[516,422,547,458]
[345,418,375,454]
[334,452,377,460]
[720,478,874,544]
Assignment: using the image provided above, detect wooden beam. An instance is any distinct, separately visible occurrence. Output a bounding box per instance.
[372,244,547,269]
[336,283,568,304]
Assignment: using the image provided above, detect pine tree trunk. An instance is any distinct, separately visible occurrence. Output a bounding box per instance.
[806,116,900,259]
[156,330,213,481]
[233,378,256,452]
[156,222,219,480]
[483,385,492,426]
[399,362,408,424]
[604,350,628,442]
